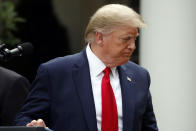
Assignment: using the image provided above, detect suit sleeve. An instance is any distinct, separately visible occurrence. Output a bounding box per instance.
[0,75,29,126]
[142,72,159,131]
[14,64,51,126]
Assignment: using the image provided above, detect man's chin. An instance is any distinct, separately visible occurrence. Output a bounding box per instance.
[104,57,130,67]
[115,59,130,67]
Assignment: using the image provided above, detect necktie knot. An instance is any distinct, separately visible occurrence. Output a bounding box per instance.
[103,67,111,76]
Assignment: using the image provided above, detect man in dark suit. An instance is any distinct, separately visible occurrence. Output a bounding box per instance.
[0,66,29,126]
[15,4,158,131]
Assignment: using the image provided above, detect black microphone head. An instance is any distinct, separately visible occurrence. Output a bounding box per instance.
[18,42,34,55]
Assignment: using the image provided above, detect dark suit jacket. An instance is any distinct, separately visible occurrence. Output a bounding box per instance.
[15,49,158,131]
[0,66,29,126]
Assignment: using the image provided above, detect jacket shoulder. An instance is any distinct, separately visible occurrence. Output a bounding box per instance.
[122,61,149,74]
[40,51,84,69]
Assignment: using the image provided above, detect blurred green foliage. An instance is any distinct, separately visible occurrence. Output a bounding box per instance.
[0,0,25,47]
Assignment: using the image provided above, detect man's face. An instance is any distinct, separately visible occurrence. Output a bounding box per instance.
[101,26,138,67]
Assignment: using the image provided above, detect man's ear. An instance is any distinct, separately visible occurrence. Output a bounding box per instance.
[95,32,103,45]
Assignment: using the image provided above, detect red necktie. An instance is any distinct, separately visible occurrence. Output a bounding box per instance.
[101,67,118,131]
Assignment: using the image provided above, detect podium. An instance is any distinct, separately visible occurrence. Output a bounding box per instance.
[0,126,45,131]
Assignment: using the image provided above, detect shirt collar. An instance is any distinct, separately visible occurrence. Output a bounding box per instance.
[86,43,117,77]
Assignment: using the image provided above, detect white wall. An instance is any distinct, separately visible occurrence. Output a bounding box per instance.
[140,0,196,130]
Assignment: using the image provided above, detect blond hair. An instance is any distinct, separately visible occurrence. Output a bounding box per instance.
[84,4,145,43]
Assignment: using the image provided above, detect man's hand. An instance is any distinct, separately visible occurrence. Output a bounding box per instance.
[26,119,47,128]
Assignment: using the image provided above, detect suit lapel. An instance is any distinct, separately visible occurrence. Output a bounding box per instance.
[72,50,98,131]
[72,49,136,131]
[118,66,136,131]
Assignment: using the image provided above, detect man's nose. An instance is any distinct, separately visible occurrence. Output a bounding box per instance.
[127,42,136,50]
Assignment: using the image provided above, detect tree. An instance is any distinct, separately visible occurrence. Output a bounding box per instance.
[0,0,25,47]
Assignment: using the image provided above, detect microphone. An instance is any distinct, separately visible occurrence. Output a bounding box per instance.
[0,42,34,61]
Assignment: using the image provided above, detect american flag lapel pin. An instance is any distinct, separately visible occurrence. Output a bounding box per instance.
[127,76,131,82]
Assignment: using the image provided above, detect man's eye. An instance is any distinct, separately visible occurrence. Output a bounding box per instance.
[121,36,132,42]
[122,37,131,41]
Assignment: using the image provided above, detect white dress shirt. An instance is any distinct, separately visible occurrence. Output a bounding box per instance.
[86,44,123,131]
